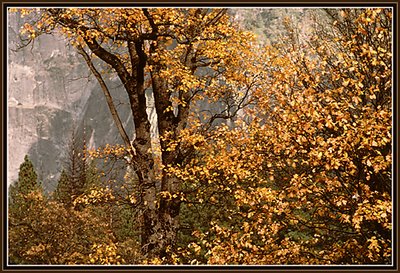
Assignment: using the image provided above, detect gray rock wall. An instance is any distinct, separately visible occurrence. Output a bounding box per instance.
[7,11,137,192]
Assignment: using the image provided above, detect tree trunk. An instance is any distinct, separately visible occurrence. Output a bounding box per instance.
[126,40,182,259]
[80,32,183,259]
[145,45,188,258]
[49,8,186,260]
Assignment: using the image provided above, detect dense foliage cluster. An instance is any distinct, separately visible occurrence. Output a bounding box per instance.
[8,8,392,265]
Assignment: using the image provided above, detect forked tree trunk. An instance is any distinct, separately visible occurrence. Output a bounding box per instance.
[78,30,183,260]
[47,8,188,260]
[127,41,182,259]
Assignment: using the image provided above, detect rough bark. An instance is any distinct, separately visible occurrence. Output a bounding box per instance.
[151,67,181,257]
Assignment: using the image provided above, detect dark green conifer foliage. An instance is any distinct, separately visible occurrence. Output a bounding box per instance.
[54,169,70,204]
[55,127,98,207]
[9,155,40,205]
[17,155,38,194]
[8,155,43,264]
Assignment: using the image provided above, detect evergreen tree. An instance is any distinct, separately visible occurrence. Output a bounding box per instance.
[9,155,40,205]
[67,129,86,200]
[17,155,38,194]
[55,127,100,207]
[8,155,43,264]
[54,169,70,204]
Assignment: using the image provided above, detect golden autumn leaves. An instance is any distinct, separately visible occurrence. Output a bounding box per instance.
[167,8,391,264]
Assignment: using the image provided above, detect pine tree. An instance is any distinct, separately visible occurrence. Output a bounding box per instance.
[67,129,86,200]
[9,155,40,205]
[17,155,38,194]
[55,127,99,207]
[54,169,70,204]
[8,155,43,264]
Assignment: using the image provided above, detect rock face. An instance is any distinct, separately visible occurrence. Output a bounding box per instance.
[7,11,140,191]
[7,8,314,192]
[232,8,318,44]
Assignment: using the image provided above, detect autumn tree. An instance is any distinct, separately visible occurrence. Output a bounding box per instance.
[8,187,125,264]
[8,155,140,265]
[15,8,261,260]
[9,153,126,264]
[178,8,392,264]
[265,8,393,264]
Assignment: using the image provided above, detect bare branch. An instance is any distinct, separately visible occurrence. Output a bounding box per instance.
[77,45,132,149]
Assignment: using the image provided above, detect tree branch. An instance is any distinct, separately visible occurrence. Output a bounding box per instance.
[77,46,132,148]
